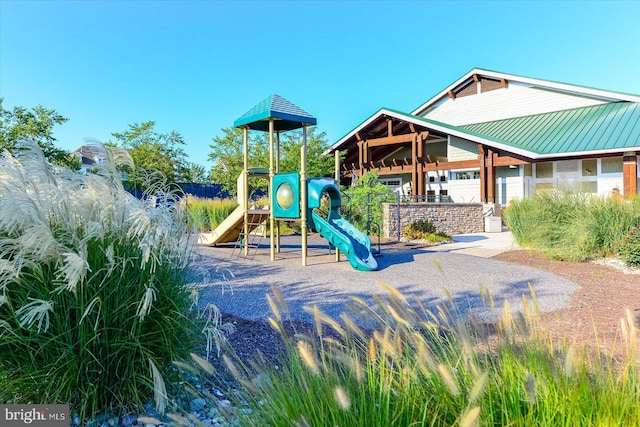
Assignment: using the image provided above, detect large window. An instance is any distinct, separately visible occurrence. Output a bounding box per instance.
[452,170,480,180]
[535,162,553,178]
[601,157,623,174]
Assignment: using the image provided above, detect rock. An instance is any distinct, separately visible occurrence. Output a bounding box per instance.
[120,414,136,426]
[189,397,207,412]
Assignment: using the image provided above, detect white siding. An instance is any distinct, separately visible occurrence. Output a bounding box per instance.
[448,179,481,203]
[496,176,524,206]
[448,136,479,161]
[424,82,609,126]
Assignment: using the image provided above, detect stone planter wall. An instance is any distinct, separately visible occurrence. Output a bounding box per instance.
[383,202,484,239]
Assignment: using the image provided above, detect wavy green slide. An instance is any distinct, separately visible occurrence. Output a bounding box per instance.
[310,210,378,271]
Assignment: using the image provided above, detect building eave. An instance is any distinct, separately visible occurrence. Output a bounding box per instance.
[411,68,640,116]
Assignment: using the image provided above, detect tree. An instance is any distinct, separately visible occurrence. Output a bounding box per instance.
[278,127,336,179]
[111,121,190,188]
[181,162,209,184]
[209,127,269,194]
[208,126,335,195]
[0,98,78,168]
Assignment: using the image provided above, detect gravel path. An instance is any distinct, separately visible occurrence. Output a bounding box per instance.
[192,234,580,327]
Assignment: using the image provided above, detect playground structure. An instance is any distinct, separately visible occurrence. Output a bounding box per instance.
[201,94,377,271]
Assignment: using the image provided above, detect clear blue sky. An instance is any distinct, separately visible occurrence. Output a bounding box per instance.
[1,0,639,168]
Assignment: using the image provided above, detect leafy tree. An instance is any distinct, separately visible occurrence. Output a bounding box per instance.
[208,126,335,195]
[209,127,269,194]
[342,170,395,234]
[180,162,209,184]
[111,121,190,188]
[0,98,78,168]
[278,127,335,179]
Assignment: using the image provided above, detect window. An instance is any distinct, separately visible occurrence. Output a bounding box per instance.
[453,171,480,180]
[582,159,597,176]
[379,178,402,192]
[535,162,553,178]
[601,157,623,174]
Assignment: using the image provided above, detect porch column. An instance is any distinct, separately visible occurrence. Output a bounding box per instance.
[623,152,638,196]
[417,133,425,196]
[486,148,496,203]
[479,145,496,203]
[411,134,418,196]
[479,145,487,202]
[357,141,364,176]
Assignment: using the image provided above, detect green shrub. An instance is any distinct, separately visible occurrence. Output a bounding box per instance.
[341,171,396,235]
[618,226,640,266]
[182,285,640,427]
[0,142,200,420]
[504,191,640,261]
[182,196,238,232]
[404,218,436,237]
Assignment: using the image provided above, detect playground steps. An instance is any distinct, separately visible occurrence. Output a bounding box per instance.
[231,211,269,260]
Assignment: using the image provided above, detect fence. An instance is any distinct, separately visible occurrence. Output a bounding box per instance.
[124,182,231,200]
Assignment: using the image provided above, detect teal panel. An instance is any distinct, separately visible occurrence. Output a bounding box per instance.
[272,172,300,218]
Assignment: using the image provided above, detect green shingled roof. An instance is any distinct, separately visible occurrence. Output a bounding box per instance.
[234,94,317,132]
[462,102,640,155]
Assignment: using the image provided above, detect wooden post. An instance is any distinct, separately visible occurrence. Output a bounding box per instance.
[486,148,496,203]
[417,133,424,196]
[275,131,281,253]
[301,125,308,266]
[269,119,275,261]
[478,145,487,203]
[357,141,364,176]
[243,127,249,256]
[411,134,418,196]
[623,152,638,196]
[334,150,341,262]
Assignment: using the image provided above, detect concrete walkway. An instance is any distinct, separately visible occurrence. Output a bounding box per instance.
[193,230,579,328]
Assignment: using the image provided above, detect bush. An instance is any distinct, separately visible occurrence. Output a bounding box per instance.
[504,191,640,261]
[403,219,451,244]
[0,142,200,420]
[618,226,640,266]
[404,219,436,237]
[182,196,238,232]
[341,171,396,234]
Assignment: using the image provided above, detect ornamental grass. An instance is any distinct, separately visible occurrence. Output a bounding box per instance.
[180,284,639,427]
[0,141,201,420]
[504,191,640,262]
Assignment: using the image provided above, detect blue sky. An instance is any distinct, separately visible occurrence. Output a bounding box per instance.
[1,0,639,168]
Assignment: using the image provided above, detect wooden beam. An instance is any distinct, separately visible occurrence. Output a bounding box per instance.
[423,159,480,171]
[472,73,480,82]
[448,90,455,99]
[409,123,416,133]
[367,133,416,147]
[355,132,362,141]
[501,78,508,88]
[387,119,393,137]
[493,156,530,166]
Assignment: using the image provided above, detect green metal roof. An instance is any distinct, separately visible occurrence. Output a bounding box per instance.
[462,102,640,155]
[234,94,317,132]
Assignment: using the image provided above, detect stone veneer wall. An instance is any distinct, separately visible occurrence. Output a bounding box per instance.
[383,203,484,239]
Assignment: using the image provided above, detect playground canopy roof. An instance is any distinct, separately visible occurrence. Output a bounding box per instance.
[234,94,317,132]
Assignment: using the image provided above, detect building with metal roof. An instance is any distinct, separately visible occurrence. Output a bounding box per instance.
[326,68,640,205]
